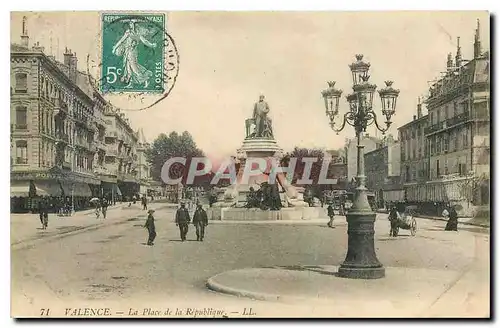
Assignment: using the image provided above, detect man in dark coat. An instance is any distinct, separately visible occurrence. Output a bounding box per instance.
[192,203,208,241]
[101,198,109,219]
[175,201,191,241]
[444,204,459,231]
[38,197,48,229]
[327,204,335,228]
[144,209,156,246]
[141,195,148,210]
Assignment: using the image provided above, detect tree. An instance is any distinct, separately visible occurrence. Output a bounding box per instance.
[283,147,332,199]
[146,131,207,186]
[459,173,489,206]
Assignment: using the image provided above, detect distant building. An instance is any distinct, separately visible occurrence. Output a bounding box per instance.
[398,99,430,205]
[364,135,401,207]
[345,134,382,181]
[136,128,154,196]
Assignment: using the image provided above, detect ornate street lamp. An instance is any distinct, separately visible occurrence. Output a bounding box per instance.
[321,54,400,279]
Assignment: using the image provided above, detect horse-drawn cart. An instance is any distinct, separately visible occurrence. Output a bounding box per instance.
[389,205,417,237]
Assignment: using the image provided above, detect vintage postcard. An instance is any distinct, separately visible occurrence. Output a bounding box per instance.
[10,11,490,318]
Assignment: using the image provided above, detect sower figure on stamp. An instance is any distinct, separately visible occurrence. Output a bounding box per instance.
[193,203,208,242]
[112,20,157,89]
[175,201,191,241]
[144,209,156,246]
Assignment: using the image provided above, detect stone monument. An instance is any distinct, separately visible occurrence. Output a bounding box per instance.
[210,95,314,219]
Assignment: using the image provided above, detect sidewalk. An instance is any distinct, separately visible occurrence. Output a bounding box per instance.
[206,264,488,318]
[10,203,165,248]
[376,209,490,228]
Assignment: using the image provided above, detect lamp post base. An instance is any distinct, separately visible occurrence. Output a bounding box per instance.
[337,210,385,279]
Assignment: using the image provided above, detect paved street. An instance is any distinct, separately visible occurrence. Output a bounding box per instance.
[11,207,489,318]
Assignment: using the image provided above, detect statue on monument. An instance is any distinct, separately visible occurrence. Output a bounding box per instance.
[246,94,274,139]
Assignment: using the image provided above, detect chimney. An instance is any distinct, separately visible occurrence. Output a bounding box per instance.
[446,53,453,70]
[417,97,423,118]
[32,41,45,53]
[69,52,78,83]
[455,36,462,68]
[63,47,72,65]
[474,19,482,58]
[20,16,29,48]
[64,48,78,83]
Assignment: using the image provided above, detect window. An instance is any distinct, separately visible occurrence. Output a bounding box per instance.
[458,163,467,176]
[436,160,440,177]
[463,127,469,147]
[15,140,28,164]
[14,73,28,93]
[430,112,434,125]
[15,106,27,130]
[443,134,449,152]
[436,135,442,153]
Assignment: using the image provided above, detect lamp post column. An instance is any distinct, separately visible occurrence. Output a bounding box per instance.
[338,131,385,279]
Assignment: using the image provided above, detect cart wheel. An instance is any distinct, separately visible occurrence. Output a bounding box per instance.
[410,219,417,236]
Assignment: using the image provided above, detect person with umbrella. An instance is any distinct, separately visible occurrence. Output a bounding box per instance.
[90,197,101,219]
[144,209,156,246]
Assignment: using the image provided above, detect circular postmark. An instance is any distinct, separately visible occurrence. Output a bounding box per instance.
[86,13,179,111]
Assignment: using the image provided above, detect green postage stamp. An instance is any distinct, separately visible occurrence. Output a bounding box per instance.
[101,13,166,93]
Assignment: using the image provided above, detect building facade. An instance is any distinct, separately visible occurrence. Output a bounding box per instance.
[345,134,382,182]
[364,135,401,207]
[10,17,153,212]
[399,20,490,216]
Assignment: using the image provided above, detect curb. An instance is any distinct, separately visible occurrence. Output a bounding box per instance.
[416,216,490,228]
[207,272,287,303]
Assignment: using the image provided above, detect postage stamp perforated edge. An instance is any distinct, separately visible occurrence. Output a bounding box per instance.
[100,12,166,94]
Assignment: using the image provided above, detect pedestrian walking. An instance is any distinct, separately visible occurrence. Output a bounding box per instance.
[95,199,101,219]
[193,203,208,241]
[175,201,191,241]
[143,209,157,246]
[327,204,335,228]
[101,198,108,219]
[141,195,148,210]
[444,204,458,231]
[38,198,49,230]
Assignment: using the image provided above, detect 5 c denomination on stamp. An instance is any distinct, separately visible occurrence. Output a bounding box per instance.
[101,13,166,94]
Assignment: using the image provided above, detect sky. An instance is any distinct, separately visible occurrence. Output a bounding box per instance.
[10,11,490,156]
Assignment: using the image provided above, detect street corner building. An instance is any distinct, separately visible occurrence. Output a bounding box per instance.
[10,16,156,213]
[398,21,490,218]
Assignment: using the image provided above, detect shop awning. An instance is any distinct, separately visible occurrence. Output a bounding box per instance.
[10,181,30,197]
[35,181,63,197]
[60,182,93,197]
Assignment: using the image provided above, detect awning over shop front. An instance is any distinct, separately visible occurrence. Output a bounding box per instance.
[34,180,63,197]
[102,182,122,196]
[60,182,93,197]
[10,181,31,197]
[383,189,405,202]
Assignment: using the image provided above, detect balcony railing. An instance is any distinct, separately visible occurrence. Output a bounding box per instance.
[15,124,27,130]
[16,157,28,164]
[56,132,69,143]
[425,112,470,135]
